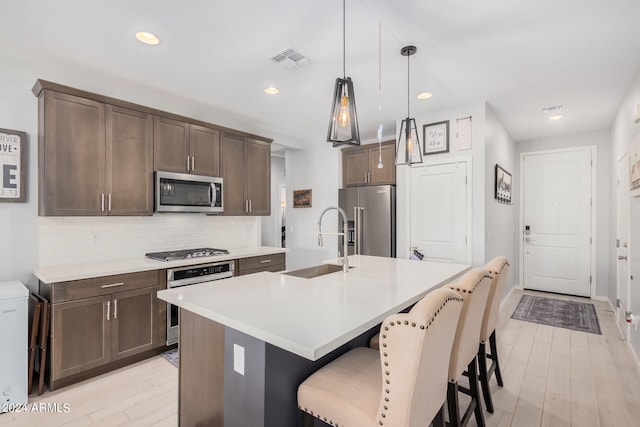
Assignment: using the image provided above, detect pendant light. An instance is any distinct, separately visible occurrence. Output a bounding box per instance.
[327,0,360,147]
[396,45,422,165]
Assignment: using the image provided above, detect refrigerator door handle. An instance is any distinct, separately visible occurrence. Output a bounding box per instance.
[355,206,364,255]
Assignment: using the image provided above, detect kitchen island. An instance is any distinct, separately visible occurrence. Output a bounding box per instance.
[157,255,469,427]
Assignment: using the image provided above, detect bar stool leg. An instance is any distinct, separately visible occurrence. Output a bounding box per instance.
[468,357,486,427]
[447,382,461,427]
[432,404,445,427]
[477,342,494,413]
[489,331,503,386]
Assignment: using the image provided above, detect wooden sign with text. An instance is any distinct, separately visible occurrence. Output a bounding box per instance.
[0,128,27,202]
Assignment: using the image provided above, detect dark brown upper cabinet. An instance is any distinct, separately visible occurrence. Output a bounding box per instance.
[220,133,271,216]
[153,117,220,177]
[342,140,396,187]
[36,90,153,216]
[33,79,271,216]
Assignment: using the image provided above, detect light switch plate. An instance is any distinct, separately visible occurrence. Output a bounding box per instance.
[233,344,245,375]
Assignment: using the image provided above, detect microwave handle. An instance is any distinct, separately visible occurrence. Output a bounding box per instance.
[210,183,215,206]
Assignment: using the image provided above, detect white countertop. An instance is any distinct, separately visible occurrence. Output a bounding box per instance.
[33,246,287,283]
[157,255,469,360]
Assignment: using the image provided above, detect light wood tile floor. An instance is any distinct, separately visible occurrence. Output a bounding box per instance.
[2,288,640,426]
[466,288,640,427]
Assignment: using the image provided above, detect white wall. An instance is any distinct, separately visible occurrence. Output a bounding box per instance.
[514,130,611,298]
[261,155,286,248]
[396,101,487,266]
[284,143,342,270]
[610,66,640,357]
[485,105,517,297]
[0,56,275,289]
[38,215,259,267]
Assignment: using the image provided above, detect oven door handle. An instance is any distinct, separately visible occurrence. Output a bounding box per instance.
[168,273,234,288]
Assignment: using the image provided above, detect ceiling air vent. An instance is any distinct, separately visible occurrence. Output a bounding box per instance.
[541,104,563,114]
[270,48,309,70]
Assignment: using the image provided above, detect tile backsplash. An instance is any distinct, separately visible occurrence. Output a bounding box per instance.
[38,215,260,267]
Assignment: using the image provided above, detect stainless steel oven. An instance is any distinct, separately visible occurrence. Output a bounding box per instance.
[166,260,235,345]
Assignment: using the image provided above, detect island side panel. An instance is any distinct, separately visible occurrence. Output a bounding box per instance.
[224,328,266,427]
[179,308,225,426]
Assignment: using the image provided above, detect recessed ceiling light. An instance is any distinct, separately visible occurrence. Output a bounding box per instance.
[264,86,280,95]
[416,92,432,100]
[135,32,160,46]
[549,114,564,120]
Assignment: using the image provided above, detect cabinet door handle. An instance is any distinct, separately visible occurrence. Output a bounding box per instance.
[245,200,249,212]
[249,199,252,213]
[114,299,118,319]
[101,193,105,212]
[108,193,112,212]
[191,156,195,171]
[106,301,110,321]
[101,282,124,289]
[186,156,190,171]
[260,259,272,264]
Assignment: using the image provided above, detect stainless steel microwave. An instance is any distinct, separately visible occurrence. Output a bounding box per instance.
[155,171,223,213]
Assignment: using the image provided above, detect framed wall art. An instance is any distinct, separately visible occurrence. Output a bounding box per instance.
[494,164,512,204]
[293,189,312,208]
[0,128,27,202]
[423,120,449,155]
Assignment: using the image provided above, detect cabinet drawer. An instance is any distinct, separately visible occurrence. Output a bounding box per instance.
[51,270,158,303]
[238,253,285,272]
[239,264,286,276]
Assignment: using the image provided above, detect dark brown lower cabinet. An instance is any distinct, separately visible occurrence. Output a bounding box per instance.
[238,253,286,275]
[42,270,165,390]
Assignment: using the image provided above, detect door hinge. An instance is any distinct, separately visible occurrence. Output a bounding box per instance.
[616,298,621,308]
[465,236,468,245]
[465,176,468,185]
[590,237,592,244]
[590,198,592,207]
[590,276,592,284]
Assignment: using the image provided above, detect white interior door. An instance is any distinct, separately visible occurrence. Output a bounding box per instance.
[410,160,470,263]
[522,148,593,297]
[617,154,630,338]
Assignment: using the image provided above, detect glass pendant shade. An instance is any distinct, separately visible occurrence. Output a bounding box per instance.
[396,117,422,165]
[327,77,360,146]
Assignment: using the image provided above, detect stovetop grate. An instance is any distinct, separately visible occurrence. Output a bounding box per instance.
[145,247,229,262]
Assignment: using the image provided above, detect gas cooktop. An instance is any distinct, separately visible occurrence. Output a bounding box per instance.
[145,247,229,262]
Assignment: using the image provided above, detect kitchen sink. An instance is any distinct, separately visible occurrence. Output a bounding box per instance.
[281,264,353,279]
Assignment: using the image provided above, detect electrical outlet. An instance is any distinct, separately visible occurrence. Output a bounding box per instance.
[233,344,245,375]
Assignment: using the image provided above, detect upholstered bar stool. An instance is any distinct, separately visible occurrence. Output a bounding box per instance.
[477,256,509,413]
[297,287,464,427]
[446,268,491,427]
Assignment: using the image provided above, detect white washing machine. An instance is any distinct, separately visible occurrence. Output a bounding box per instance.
[0,281,28,412]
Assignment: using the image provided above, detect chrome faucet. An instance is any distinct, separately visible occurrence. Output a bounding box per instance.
[318,206,350,273]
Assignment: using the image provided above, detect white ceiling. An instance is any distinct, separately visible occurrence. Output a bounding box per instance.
[2,0,640,147]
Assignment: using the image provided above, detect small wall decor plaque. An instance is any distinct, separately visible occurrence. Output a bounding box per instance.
[423,120,449,155]
[0,128,27,202]
[293,189,312,208]
[494,164,512,204]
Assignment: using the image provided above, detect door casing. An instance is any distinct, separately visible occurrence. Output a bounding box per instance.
[518,146,597,297]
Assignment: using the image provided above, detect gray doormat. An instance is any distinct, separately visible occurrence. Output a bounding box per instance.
[511,295,601,334]
[161,348,179,367]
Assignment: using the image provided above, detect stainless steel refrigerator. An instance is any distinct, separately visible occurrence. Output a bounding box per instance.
[338,185,396,257]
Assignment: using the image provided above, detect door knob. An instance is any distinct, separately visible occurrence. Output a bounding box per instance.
[618,255,628,261]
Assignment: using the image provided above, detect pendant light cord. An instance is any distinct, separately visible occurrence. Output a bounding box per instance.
[407,52,410,118]
[342,0,346,78]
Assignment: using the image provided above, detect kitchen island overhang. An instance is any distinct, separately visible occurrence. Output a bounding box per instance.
[158,255,470,426]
